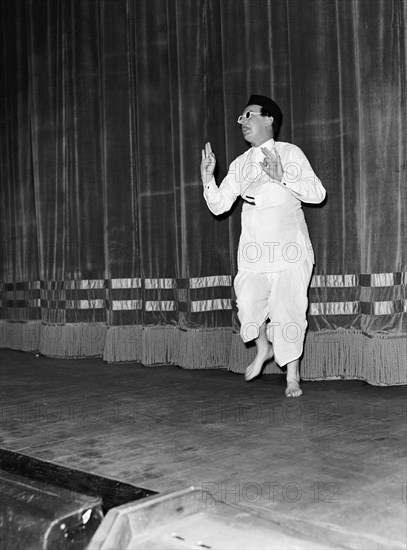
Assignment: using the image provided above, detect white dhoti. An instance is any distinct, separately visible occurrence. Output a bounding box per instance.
[233,254,313,366]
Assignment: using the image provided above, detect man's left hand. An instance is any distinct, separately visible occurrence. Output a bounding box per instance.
[260,147,284,183]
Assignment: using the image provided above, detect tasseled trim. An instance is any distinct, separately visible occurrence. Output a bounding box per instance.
[103,325,143,363]
[39,323,107,357]
[0,320,41,351]
[1,321,405,385]
[302,330,407,386]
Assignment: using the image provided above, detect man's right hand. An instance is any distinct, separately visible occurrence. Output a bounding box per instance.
[201,142,216,184]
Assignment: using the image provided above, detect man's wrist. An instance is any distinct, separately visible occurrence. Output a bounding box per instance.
[201,173,214,185]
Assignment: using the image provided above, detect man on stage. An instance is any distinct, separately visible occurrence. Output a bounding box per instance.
[201,95,325,397]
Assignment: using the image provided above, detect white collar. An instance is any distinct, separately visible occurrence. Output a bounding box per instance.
[250,137,275,154]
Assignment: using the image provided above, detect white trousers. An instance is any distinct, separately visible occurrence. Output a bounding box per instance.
[234,254,313,367]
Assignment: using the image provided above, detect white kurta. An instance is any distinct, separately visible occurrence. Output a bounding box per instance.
[203,138,326,365]
[203,138,326,273]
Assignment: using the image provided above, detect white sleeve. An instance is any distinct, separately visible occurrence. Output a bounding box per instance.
[203,159,241,215]
[281,145,326,204]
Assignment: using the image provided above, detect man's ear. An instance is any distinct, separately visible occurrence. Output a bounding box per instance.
[265,115,274,128]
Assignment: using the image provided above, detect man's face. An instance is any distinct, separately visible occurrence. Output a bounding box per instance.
[239,104,272,147]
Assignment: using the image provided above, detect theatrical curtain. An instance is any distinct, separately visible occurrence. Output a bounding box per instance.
[1,0,406,384]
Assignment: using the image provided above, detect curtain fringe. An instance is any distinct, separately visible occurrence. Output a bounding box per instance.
[302,330,407,386]
[0,321,405,384]
[104,325,233,368]
[0,321,107,357]
[141,326,179,366]
[0,320,41,351]
[177,328,232,369]
[39,323,107,357]
[103,326,143,363]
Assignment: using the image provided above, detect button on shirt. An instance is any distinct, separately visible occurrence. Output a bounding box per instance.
[203,138,326,273]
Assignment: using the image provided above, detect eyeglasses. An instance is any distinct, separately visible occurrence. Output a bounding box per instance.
[237,111,262,124]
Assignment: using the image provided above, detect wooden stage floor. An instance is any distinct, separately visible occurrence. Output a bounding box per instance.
[1,349,406,549]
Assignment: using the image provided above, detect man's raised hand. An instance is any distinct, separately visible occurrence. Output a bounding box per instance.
[201,142,216,184]
[260,146,284,183]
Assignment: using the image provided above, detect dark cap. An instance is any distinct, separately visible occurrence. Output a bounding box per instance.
[246,94,283,127]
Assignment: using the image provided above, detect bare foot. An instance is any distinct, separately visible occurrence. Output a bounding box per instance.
[285,378,302,398]
[245,346,273,381]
